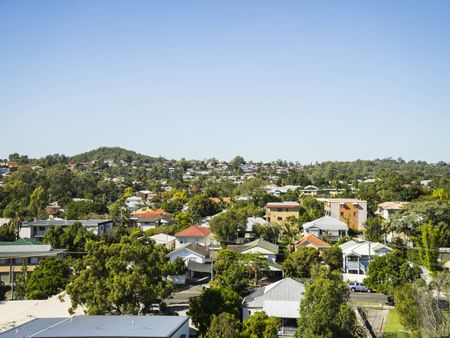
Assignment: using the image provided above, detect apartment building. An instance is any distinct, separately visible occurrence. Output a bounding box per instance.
[265,201,300,225]
[318,198,367,232]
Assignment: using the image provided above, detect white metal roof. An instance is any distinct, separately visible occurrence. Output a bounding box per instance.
[302,216,348,231]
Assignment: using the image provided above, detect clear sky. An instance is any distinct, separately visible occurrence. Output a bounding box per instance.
[1,1,449,163]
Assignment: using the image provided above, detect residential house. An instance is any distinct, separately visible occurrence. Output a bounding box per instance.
[237,216,270,240]
[339,240,392,283]
[0,316,190,338]
[137,190,157,201]
[318,198,368,231]
[19,219,113,239]
[298,185,346,197]
[265,202,300,225]
[376,201,408,221]
[149,233,176,250]
[228,238,279,263]
[0,239,65,284]
[302,216,348,241]
[132,215,174,231]
[174,225,212,248]
[242,277,305,336]
[125,196,145,211]
[295,234,331,250]
[167,243,210,283]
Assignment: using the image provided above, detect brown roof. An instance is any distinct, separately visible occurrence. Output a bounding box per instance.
[175,225,211,237]
[295,234,330,249]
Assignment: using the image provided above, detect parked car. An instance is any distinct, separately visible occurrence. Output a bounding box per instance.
[348,281,372,292]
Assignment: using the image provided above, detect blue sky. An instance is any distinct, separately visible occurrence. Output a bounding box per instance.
[1,1,449,163]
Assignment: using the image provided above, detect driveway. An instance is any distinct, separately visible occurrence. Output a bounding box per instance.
[166,284,204,306]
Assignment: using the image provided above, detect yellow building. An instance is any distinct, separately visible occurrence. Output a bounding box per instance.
[265,201,300,225]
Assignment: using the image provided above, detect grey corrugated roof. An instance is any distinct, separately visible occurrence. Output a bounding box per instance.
[167,243,208,258]
[0,318,64,338]
[186,260,211,273]
[0,316,189,338]
[228,239,279,255]
[243,278,305,308]
[302,216,348,231]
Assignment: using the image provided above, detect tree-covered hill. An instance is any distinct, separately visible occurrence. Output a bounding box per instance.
[69,147,159,163]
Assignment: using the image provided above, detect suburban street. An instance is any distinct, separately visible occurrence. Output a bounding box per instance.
[350,292,388,304]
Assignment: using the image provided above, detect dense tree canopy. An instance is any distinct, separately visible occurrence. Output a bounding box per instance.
[25,257,71,300]
[297,267,359,338]
[188,287,242,336]
[364,251,422,296]
[66,231,175,314]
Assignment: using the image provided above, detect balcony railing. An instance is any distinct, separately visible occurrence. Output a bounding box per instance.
[278,327,297,336]
[345,261,367,273]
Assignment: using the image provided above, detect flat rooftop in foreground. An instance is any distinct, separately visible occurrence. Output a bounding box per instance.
[0,315,189,338]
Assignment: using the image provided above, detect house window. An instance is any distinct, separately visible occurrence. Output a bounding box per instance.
[13,258,24,265]
[277,208,282,212]
[340,212,344,217]
[0,259,8,265]
[348,256,358,262]
[277,217,282,221]
[39,226,46,231]
[29,257,39,265]
[348,269,359,274]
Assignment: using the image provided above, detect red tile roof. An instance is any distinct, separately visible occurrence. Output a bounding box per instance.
[295,234,330,249]
[175,226,211,237]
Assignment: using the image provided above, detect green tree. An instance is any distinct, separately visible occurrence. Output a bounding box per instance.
[188,194,221,221]
[213,249,251,294]
[279,217,301,254]
[364,217,385,242]
[417,222,442,271]
[298,196,325,223]
[205,312,242,338]
[396,278,450,337]
[188,287,242,336]
[242,311,280,338]
[66,232,174,314]
[297,267,358,338]
[3,205,29,239]
[108,200,130,226]
[394,283,421,332]
[25,257,71,299]
[44,222,94,253]
[322,246,343,271]
[210,208,247,243]
[282,247,321,278]
[0,223,16,241]
[28,186,48,218]
[14,261,29,300]
[364,251,422,296]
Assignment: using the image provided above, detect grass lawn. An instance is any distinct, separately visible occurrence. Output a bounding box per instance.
[383,309,417,338]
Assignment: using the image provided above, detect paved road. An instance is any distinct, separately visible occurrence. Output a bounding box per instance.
[166,284,203,305]
[350,292,388,304]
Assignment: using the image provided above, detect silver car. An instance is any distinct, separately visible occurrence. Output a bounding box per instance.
[348,282,372,292]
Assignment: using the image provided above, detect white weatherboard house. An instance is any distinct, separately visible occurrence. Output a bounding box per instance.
[150,233,176,250]
[302,216,348,241]
[167,243,210,284]
[242,278,305,336]
[339,240,393,283]
[228,238,279,263]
